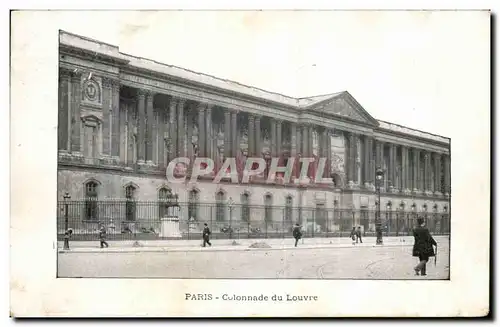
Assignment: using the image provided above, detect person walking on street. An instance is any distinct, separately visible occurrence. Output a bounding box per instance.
[356,226,363,244]
[292,223,302,247]
[350,227,356,245]
[99,224,109,248]
[63,228,73,250]
[202,223,212,247]
[412,217,437,276]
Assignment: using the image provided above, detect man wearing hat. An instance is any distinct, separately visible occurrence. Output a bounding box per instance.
[412,217,437,276]
[292,223,302,247]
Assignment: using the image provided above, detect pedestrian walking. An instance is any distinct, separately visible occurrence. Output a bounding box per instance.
[292,223,302,247]
[412,217,437,276]
[99,224,109,248]
[356,226,363,244]
[63,228,73,250]
[202,223,212,247]
[350,227,356,245]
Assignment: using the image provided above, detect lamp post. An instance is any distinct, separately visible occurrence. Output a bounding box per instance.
[227,197,235,239]
[386,201,392,236]
[375,167,384,245]
[63,192,71,231]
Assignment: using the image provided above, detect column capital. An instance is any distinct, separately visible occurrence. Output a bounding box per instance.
[248,114,255,121]
[137,89,147,99]
[70,71,81,83]
[59,68,72,80]
[102,77,118,89]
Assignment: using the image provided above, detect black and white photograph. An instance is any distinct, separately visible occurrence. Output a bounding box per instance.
[10,9,490,317]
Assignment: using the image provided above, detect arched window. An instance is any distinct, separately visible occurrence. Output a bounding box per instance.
[285,195,293,221]
[158,187,170,218]
[264,194,273,223]
[188,189,199,220]
[84,181,99,221]
[125,185,137,221]
[215,191,226,221]
[241,193,250,222]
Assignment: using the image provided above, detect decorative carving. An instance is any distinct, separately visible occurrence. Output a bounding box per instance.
[317,98,365,122]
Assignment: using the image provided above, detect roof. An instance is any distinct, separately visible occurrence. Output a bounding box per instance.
[59,31,449,144]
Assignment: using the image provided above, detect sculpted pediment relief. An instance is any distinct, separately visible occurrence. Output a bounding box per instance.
[310,93,378,126]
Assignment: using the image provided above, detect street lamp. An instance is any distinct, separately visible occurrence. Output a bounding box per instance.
[63,192,71,231]
[375,167,384,245]
[386,201,392,236]
[227,197,235,239]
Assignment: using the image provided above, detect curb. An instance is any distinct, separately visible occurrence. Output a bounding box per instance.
[58,243,414,254]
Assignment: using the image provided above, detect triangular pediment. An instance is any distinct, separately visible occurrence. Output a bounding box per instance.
[307,92,379,126]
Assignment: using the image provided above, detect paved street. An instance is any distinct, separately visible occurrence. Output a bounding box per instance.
[58,240,449,279]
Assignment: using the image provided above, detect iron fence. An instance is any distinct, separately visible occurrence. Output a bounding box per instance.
[57,200,450,241]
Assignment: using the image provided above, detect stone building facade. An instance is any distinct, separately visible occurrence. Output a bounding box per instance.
[57,31,451,227]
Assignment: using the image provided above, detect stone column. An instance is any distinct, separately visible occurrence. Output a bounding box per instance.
[58,70,70,151]
[248,115,255,156]
[302,125,308,157]
[136,89,146,164]
[290,123,297,157]
[176,98,186,158]
[205,105,213,160]
[308,125,314,157]
[363,136,372,187]
[296,124,302,155]
[119,97,127,163]
[347,132,355,185]
[101,78,112,157]
[197,104,206,157]
[231,111,238,157]
[255,116,261,156]
[412,148,420,192]
[270,118,277,157]
[70,72,82,154]
[224,109,231,158]
[327,129,332,177]
[443,155,451,196]
[401,146,409,192]
[187,105,194,160]
[433,152,442,195]
[352,133,359,185]
[145,91,155,164]
[424,152,432,193]
[388,143,396,191]
[276,120,282,156]
[169,97,178,158]
[111,81,121,161]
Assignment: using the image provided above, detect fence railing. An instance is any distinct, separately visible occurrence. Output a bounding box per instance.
[57,200,450,241]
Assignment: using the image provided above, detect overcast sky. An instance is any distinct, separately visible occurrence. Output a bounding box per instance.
[46,10,489,137]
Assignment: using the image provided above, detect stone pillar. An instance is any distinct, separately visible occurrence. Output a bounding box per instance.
[347,132,355,185]
[290,123,297,157]
[169,97,178,158]
[145,91,155,164]
[111,81,121,160]
[101,78,112,157]
[224,109,231,158]
[363,136,372,187]
[119,97,127,163]
[198,104,206,157]
[248,115,255,156]
[308,125,314,157]
[296,124,302,155]
[276,120,282,156]
[270,118,277,157]
[388,143,396,191]
[231,111,238,156]
[58,70,70,151]
[401,146,409,192]
[186,105,194,160]
[302,125,308,157]
[424,152,432,193]
[177,98,186,158]
[255,116,261,156]
[205,105,213,160]
[352,133,359,185]
[433,152,442,195]
[412,148,420,192]
[70,72,82,154]
[443,155,451,196]
[327,129,332,176]
[375,139,382,169]
[136,89,146,164]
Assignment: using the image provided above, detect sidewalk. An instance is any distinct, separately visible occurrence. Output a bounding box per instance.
[58,235,449,253]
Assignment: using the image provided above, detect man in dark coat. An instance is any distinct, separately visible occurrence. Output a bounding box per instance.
[356,226,363,244]
[412,217,437,276]
[99,224,109,248]
[202,223,212,247]
[350,227,356,245]
[292,223,302,247]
